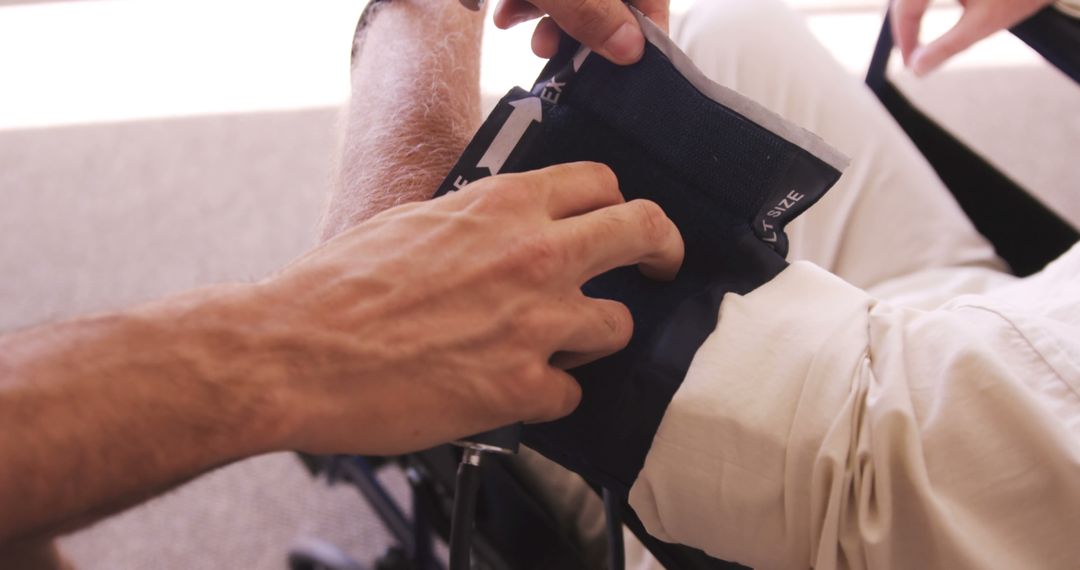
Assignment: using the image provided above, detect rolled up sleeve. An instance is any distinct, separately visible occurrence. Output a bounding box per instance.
[629,257,1080,569]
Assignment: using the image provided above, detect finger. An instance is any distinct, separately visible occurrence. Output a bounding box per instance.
[521,162,625,219]
[526,368,583,422]
[631,0,669,33]
[891,0,931,66]
[550,297,633,369]
[910,10,992,76]
[493,0,545,29]
[559,198,684,282]
[531,16,561,59]
[530,0,644,64]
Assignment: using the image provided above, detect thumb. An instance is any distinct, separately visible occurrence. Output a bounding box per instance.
[910,10,991,76]
[531,0,645,64]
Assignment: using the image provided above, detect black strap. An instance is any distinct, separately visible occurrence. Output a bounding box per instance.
[1012,6,1080,86]
[865,8,894,92]
[865,9,1079,276]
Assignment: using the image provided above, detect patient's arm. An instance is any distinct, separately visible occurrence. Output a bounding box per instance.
[322,0,484,238]
[322,0,673,235]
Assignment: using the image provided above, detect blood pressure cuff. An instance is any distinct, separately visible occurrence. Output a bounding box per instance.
[435,12,848,499]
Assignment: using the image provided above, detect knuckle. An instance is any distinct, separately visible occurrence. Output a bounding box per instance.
[602,302,634,347]
[473,176,530,212]
[514,304,556,342]
[505,360,552,407]
[585,161,620,197]
[629,199,670,243]
[521,361,552,393]
[581,160,614,178]
[562,0,613,34]
[514,236,567,283]
[471,181,509,209]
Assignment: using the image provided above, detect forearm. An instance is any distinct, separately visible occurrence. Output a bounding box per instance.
[323,0,484,238]
[0,284,291,544]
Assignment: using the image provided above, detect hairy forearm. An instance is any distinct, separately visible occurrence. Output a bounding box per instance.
[323,0,484,238]
[0,0,484,545]
[0,284,291,544]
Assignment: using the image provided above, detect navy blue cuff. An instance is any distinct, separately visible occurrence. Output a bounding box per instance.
[435,14,845,496]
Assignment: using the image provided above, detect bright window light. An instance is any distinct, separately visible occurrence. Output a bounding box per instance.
[0,0,362,130]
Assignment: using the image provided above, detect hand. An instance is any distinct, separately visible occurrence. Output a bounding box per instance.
[493,0,670,65]
[261,162,684,456]
[892,0,1054,76]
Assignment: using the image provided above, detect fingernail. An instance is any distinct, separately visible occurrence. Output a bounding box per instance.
[509,7,542,26]
[602,22,644,63]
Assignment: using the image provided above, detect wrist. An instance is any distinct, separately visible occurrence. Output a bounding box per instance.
[131,282,302,457]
